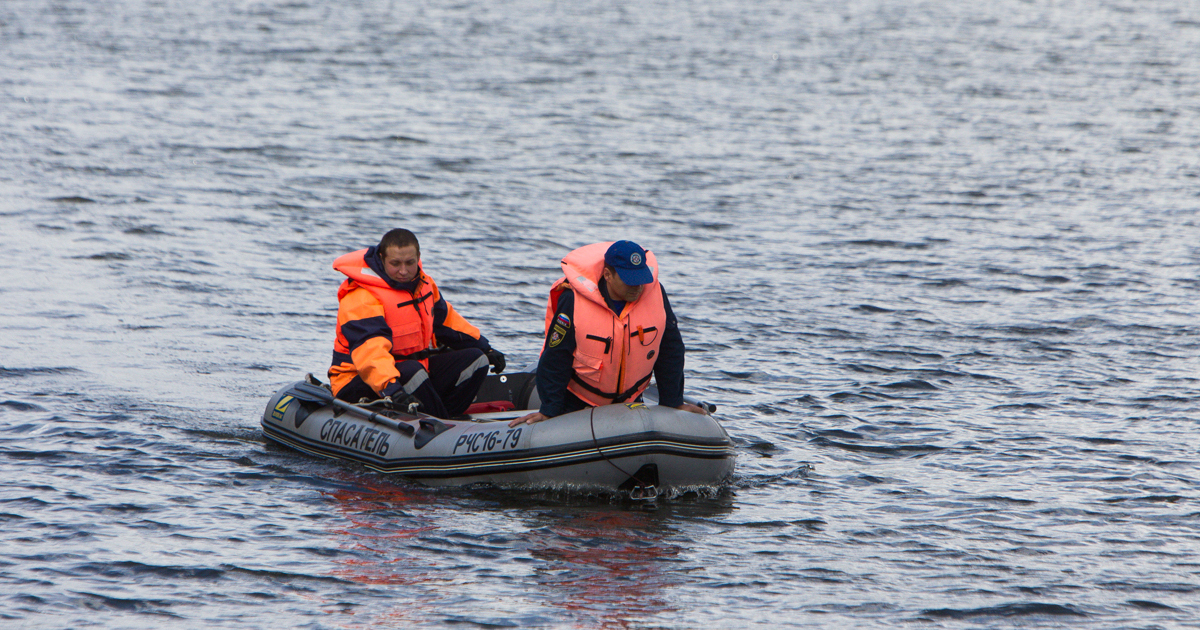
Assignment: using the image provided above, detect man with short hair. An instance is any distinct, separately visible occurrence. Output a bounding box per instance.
[329,228,505,417]
[510,240,706,426]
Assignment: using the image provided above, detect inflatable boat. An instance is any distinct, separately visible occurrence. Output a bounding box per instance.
[260,371,734,495]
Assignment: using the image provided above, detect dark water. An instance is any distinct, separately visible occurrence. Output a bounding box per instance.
[3,0,1200,627]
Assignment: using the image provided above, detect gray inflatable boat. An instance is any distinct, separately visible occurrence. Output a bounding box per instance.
[260,371,735,495]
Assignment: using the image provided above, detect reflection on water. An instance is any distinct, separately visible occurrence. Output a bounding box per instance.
[324,485,441,586]
[527,511,684,628]
[319,478,451,628]
[317,476,735,627]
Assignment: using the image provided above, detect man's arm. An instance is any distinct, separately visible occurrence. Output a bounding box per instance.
[431,292,491,352]
[510,291,576,426]
[536,290,577,417]
[335,288,402,395]
[653,286,687,408]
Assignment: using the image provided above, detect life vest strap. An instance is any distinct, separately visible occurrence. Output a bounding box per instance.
[394,344,448,362]
[570,371,654,404]
[396,292,432,309]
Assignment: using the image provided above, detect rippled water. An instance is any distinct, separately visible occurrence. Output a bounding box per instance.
[3,0,1200,627]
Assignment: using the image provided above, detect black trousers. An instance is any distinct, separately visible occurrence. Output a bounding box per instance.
[335,348,490,418]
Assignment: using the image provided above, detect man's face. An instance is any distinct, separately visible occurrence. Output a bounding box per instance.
[382,244,420,284]
[603,267,645,303]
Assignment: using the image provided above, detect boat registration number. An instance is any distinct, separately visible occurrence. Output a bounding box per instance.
[452,428,523,455]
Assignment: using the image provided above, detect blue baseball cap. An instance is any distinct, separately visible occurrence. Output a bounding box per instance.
[604,241,653,286]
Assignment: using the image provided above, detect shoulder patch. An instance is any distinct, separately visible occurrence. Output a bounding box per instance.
[555,313,571,329]
[549,327,566,348]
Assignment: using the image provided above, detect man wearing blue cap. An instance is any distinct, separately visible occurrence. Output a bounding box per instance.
[510,240,706,426]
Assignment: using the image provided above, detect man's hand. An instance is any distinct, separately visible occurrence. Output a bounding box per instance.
[509,411,548,427]
[485,349,506,374]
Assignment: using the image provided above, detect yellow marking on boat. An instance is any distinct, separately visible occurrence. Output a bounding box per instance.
[271,395,294,422]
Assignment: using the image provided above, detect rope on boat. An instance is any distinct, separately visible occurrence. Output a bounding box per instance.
[588,406,658,500]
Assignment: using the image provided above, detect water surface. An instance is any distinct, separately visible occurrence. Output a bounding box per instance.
[2,0,1199,627]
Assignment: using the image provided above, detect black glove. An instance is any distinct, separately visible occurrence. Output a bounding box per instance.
[381,379,422,412]
[485,349,506,374]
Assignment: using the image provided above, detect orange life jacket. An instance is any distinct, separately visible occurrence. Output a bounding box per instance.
[334,248,439,360]
[544,242,666,406]
[330,249,471,395]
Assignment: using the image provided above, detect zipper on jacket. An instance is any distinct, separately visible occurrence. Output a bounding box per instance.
[586,334,613,354]
[616,322,628,395]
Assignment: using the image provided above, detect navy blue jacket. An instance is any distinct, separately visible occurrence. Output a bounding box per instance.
[535,281,686,417]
